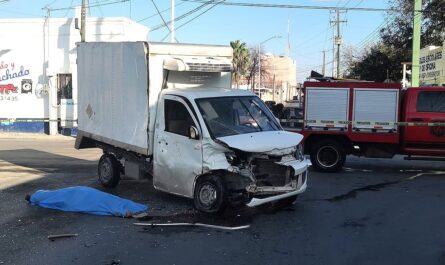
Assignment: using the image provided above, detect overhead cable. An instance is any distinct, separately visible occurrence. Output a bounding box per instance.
[151,0,221,31]
[181,0,445,14]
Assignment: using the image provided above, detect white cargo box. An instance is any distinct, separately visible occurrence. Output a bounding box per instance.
[304,87,349,130]
[352,88,399,131]
[77,42,150,155]
[76,41,233,155]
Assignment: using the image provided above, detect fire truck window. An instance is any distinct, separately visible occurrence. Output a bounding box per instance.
[165,99,196,137]
[416,91,445,113]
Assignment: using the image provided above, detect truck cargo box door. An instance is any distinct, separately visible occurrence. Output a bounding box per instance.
[153,95,203,198]
[305,87,349,130]
[352,88,399,132]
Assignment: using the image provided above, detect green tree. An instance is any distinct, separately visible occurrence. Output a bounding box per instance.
[345,0,445,82]
[230,40,251,88]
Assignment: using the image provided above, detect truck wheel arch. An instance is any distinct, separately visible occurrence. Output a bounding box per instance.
[192,171,252,211]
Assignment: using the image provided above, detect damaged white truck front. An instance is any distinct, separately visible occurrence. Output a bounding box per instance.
[75,42,310,213]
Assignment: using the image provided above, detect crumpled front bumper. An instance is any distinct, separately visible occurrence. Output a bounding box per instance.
[246,159,310,207]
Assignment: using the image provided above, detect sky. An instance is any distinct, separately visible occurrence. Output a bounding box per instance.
[0,0,390,82]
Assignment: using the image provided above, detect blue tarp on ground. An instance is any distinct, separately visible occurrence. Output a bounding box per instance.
[29,186,148,217]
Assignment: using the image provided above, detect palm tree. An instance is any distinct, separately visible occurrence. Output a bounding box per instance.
[230,40,251,88]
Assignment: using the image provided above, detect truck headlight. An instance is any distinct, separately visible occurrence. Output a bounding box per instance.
[225,152,237,164]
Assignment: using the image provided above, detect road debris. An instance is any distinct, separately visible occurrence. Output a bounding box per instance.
[134,222,250,231]
[47,233,78,241]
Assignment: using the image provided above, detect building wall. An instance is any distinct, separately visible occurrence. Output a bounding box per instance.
[0,17,149,133]
[261,55,297,102]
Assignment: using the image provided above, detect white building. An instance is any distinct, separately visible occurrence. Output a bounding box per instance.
[0,17,149,134]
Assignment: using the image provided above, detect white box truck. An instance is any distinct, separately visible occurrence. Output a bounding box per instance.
[75,42,310,213]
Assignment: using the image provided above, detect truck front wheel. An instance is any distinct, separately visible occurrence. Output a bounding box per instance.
[310,140,346,172]
[193,175,226,213]
[98,154,121,188]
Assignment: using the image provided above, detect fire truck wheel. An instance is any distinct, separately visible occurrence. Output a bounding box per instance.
[194,175,227,213]
[310,140,346,172]
[98,154,121,188]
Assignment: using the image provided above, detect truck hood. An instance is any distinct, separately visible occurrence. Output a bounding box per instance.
[216,131,303,153]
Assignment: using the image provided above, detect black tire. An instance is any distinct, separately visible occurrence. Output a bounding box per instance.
[98,154,121,188]
[193,175,226,213]
[310,140,346,172]
[275,195,298,209]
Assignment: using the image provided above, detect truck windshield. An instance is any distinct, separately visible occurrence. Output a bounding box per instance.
[196,96,281,138]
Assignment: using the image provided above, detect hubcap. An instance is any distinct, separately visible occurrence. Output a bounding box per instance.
[199,183,217,206]
[99,158,112,182]
[317,146,340,168]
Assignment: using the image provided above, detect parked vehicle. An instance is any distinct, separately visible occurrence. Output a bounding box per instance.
[281,100,304,129]
[300,81,445,172]
[75,42,310,213]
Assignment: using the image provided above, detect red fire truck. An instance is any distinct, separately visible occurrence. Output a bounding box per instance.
[299,81,445,172]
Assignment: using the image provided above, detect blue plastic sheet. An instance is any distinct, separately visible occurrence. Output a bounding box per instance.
[29,186,148,217]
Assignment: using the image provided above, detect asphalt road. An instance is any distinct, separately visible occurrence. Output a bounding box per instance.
[0,134,444,265]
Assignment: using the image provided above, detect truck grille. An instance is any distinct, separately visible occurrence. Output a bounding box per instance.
[252,159,295,186]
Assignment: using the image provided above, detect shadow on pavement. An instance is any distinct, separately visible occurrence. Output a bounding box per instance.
[0,149,97,173]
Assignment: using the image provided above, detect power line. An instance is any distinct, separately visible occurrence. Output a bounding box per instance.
[181,0,445,14]
[160,0,222,41]
[137,1,186,22]
[181,0,397,12]
[48,0,129,11]
[175,1,221,31]
[150,0,173,36]
[151,0,220,31]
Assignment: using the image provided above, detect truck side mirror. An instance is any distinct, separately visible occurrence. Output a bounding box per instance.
[189,126,199,140]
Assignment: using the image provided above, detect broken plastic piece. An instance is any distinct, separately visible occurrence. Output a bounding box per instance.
[47,233,78,240]
[133,222,250,231]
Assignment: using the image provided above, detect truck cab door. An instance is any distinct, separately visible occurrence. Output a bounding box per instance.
[153,95,203,198]
[403,89,445,154]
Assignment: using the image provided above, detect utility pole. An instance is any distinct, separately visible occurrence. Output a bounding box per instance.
[330,10,346,78]
[80,0,87,42]
[411,0,422,87]
[171,0,175,43]
[322,50,326,76]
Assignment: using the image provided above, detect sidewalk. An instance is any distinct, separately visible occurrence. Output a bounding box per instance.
[0,132,74,140]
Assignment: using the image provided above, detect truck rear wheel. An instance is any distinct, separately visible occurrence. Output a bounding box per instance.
[310,140,346,172]
[98,154,121,188]
[193,175,226,213]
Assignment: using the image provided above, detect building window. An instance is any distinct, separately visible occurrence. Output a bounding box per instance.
[57,74,72,104]
[416,91,445,113]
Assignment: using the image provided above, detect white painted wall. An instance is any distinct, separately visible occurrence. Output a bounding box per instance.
[0,17,149,130]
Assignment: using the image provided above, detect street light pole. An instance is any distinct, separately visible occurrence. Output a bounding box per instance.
[258,35,281,90]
